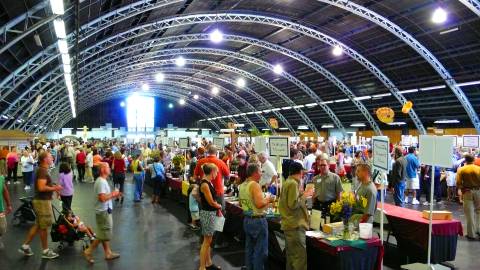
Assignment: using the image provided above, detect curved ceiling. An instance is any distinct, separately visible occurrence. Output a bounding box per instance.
[0,0,479,135]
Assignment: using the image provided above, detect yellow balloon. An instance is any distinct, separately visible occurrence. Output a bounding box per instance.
[376,107,395,123]
[402,101,413,114]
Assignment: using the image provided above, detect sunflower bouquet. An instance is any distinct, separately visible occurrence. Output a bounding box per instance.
[330,192,368,239]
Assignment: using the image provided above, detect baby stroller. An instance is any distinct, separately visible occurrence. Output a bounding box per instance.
[12,196,36,226]
[50,205,90,252]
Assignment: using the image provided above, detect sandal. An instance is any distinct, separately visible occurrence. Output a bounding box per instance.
[105,252,120,260]
[83,251,94,264]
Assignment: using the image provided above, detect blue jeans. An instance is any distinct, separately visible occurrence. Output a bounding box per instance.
[394,181,406,207]
[133,173,144,201]
[244,217,268,270]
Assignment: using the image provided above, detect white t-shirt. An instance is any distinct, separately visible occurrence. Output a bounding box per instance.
[303,153,316,171]
[94,177,112,212]
[260,159,277,186]
[21,155,34,172]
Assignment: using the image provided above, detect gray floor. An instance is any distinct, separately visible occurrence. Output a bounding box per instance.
[0,174,479,270]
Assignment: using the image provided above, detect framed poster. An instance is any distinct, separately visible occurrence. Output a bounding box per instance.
[372,136,390,172]
[463,135,480,148]
[443,135,458,147]
[167,137,175,147]
[213,137,225,149]
[268,137,289,157]
[178,137,190,149]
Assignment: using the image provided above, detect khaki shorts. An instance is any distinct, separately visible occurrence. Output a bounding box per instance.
[95,211,113,241]
[0,214,6,235]
[32,199,53,229]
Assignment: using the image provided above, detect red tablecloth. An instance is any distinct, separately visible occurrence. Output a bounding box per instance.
[167,177,182,191]
[379,203,463,236]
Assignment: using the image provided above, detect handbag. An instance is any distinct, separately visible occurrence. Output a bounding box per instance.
[213,211,225,232]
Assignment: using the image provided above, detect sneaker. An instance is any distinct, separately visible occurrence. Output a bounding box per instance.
[6,181,10,185]
[18,245,34,256]
[14,181,20,184]
[24,186,30,190]
[423,201,430,206]
[42,249,59,259]
[412,199,420,205]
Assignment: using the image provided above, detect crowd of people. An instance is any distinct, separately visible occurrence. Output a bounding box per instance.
[0,137,478,269]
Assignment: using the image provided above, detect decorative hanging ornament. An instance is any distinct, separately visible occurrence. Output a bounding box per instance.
[269,118,279,129]
[376,107,395,123]
[402,101,413,114]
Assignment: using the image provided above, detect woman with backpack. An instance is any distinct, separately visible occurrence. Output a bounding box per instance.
[131,154,144,202]
[149,157,166,204]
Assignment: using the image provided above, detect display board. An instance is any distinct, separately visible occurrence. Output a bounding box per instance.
[419,135,454,168]
[372,136,390,172]
[462,135,480,148]
[167,137,175,147]
[213,137,225,149]
[268,136,289,157]
[443,135,458,147]
[401,135,412,146]
[254,137,267,153]
[178,137,190,149]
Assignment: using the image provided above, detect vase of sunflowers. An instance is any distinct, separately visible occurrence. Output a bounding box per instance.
[330,191,368,240]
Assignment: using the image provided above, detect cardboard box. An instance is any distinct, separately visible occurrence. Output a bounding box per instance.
[322,221,344,234]
[422,210,453,220]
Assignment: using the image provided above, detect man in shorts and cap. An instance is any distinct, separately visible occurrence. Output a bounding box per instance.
[19,151,63,259]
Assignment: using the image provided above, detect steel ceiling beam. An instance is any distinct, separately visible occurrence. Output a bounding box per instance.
[316,0,479,133]
[73,12,425,133]
[2,11,428,134]
[34,87,225,133]
[458,0,480,17]
[76,57,320,135]
[78,33,381,134]
[77,47,343,136]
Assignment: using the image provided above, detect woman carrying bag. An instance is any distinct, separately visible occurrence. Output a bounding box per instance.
[132,154,144,202]
[199,163,222,270]
[150,157,166,204]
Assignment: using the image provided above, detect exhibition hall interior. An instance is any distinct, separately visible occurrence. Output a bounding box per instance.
[0,0,480,269]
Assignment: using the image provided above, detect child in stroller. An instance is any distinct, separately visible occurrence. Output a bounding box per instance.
[50,207,94,251]
[64,210,96,241]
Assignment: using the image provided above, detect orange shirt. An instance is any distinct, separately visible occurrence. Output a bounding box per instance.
[93,154,102,166]
[0,149,8,159]
[475,158,480,167]
[194,155,230,196]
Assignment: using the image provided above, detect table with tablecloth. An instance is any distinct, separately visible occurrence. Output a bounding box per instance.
[167,177,182,191]
[225,200,384,270]
[379,203,463,263]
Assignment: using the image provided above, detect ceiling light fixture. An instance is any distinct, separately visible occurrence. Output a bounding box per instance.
[63,64,71,74]
[57,39,68,54]
[193,94,199,100]
[49,0,65,15]
[211,86,219,95]
[53,19,66,39]
[439,27,458,35]
[298,125,309,130]
[209,29,223,43]
[350,123,366,127]
[398,89,418,94]
[155,73,164,82]
[273,64,284,75]
[321,124,334,129]
[175,56,186,67]
[432,7,448,24]
[420,85,446,91]
[236,78,246,88]
[434,119,459,124]
[456,80,480,87]
[332,45,343,56]
[141,84,149,91]
[387,122,407,126]
[61,53,70,65]
[120,101,125,107]
[179,98,186,105]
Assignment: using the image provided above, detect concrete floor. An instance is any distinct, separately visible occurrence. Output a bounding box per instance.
[0,174,478,270]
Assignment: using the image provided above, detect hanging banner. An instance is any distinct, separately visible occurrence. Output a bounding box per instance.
[376,107,395,124]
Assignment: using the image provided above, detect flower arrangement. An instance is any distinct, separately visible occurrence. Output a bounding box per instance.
[330,192,368,239]
[172,154,186,171]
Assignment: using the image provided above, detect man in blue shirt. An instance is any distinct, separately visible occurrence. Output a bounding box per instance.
[405,147,420,205]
